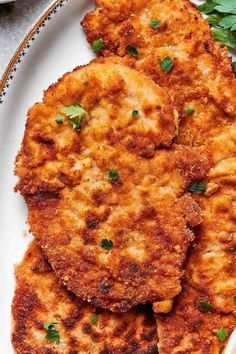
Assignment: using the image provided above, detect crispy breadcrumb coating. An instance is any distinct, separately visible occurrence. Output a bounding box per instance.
[12,242,158,354]
[82,0,236,351]
[15,57,210,313]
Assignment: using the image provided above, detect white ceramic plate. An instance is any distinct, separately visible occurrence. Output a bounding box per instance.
[0,0,235,353]
[0,0,94,352]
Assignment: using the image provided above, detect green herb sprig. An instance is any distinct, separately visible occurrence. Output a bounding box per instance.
[150,19,160,29]
[188,181,206,194]
[101,239,113,251]
[61,103,87,131]
[198,300,213,312]
[108,169,119,181]
[126,44,138,57]
[92,38,103,53]
[216,327,229,342]
[160,57,174,72]
[198,0,236,49]
[90,314,99,325]
[132,110,139,119]
[44,322,60,344]
[185,106,195,116]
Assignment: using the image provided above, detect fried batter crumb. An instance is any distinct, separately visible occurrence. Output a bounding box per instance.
[15,57,210,313]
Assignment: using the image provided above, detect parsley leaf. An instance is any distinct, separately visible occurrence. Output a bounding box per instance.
[212,27,236,49]
[108,169,119,181]
[214,0,236,15]
[198,300,213,312]
[219,15,236,31]
[101,239,113,251]
[92,38,103,52]
[44,322,60,345]
[233,295,236,303]
[216,328,229,342]
[55,116,63,124]
[150,19,160,29]
[198,0,236,49]
[160,57,174,72]
[185,106,195,116]
[207,14,223,26]
[197,1,216,14]
[90,314,98,325]
[61,103,87,131]
[126,44,138,57]
[61,104,86,119]
[132,110,139,119]
[188,182,206,194]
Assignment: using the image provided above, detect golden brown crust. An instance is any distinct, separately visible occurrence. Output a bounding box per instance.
[157,280,236,354]
[15,57,210,313]
[158,183,236,353]
[82,0,236,350]
[12,242,158,354]
[82,0,236,118]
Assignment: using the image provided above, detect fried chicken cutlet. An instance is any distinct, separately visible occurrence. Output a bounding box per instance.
[157,165,236,353]
[82,0,236,350]
[157,279,236,354]
[15,57,210,313]
[82,0,236,119]
[12,242,158,354]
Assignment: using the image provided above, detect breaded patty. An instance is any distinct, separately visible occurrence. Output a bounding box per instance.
[157,280,236,354]
[15,57,210,313]
[82,0,236,119]
[82,0,236,350]
[12,242,158,354]
[157,171,236,353]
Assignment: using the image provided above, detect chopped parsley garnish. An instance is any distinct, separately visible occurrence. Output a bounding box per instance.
[160,57,174,72]
[132,110,139,119]
[92,38,103,52]
[150,19,160,29]
[233,249,236,254]
[234,295,236,304]
[185,106,195,116]
[126,44,138,57]
[198,300,213,312]
[44,322,60,344]
[108,169,119,181]
[90,314,98,325]
[188,182,206,194]
[61,103,87,131]
[198,0,236,49]
[55,116,63,124]
[101,239,113,251]
[216,328,229,342]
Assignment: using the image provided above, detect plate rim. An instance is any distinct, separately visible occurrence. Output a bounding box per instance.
[0,0,68,100]
[1,0,235,351]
